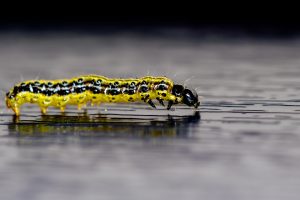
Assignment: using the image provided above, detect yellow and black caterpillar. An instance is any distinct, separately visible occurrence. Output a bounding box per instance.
[6,75,200,116]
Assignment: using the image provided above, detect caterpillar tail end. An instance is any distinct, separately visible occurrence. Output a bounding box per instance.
[5,97,20,116]
[5,97,11,109]
[12,106,20,117]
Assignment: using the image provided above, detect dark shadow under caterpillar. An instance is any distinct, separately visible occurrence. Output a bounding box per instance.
[5,75,200,116]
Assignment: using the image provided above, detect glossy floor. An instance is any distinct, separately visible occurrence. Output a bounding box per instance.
[0,32,300,200]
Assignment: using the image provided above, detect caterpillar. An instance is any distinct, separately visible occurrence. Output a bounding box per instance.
[5,75,200,116]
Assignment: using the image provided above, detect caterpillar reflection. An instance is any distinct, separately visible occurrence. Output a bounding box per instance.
[5,75,200,116]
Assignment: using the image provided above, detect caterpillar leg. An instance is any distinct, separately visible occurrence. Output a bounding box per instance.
[147,99,156,109]
[60,106,66,113]
[40,107,48,115]
[77,104,83,110]
[91,102,101,107]
[143,94,156,109]
[156,98,165,107]
[77,103,87,111]
[167,101,174,110]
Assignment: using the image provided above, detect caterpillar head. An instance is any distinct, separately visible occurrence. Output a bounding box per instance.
[172,84,200,108]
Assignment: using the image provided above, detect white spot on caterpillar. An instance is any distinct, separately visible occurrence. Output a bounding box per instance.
[54,85,60,93]
[29,84,33,92]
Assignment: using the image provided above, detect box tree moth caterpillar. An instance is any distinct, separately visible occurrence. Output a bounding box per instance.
[6,75,200,116]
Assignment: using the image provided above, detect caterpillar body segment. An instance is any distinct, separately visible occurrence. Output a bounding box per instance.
[6,75,200,116]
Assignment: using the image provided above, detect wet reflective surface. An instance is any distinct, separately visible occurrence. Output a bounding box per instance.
[1,33,300,200]
[6,107,200,138]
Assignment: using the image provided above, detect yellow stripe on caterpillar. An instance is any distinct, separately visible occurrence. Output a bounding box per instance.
[5,75,200,116]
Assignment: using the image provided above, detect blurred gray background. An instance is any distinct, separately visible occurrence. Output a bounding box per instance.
[0,15,300,200]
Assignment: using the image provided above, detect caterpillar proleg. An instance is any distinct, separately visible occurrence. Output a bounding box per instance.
[5,75,200,116]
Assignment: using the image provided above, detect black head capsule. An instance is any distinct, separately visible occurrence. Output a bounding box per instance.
[182,88,200,108]
[171,84,200,108]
